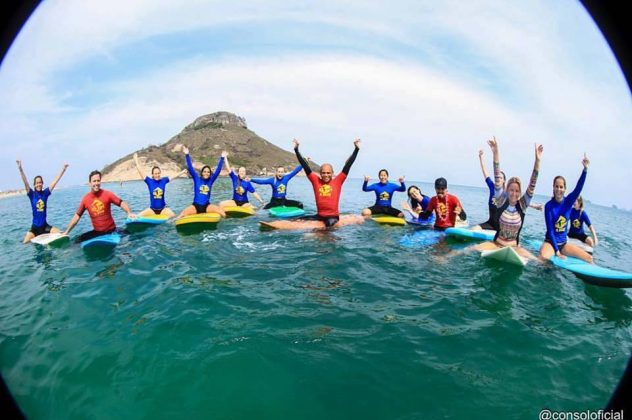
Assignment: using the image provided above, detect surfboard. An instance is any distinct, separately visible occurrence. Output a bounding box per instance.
[31,233,70,247]
[80,232,121,249]
[481,246,528,267]
[372,215,406,226]
[268,206,305,218]
[528,239,632,288]
[223,206,256,218]
[175,213,221,232]
[405,214,435,228]
[125,214,169,232]
[445,227,496,242]
[399,230,444,248]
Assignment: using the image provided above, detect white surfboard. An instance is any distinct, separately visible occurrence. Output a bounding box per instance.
[31,233,70,246]
[481,246,528,267]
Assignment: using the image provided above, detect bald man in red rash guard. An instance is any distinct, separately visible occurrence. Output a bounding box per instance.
[63,170,135,242]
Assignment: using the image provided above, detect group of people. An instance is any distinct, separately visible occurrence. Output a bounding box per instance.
[17,136,598,264]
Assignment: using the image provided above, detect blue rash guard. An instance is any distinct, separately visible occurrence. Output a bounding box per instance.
[411,195,430,212]
[144,177,170,210]
[186,154,224,206]
[230,172,255,203]
[569,208,592,237]
[362,180,406,207]
[544,169,587,252]
[28,187,51,227]
[251,165,302,199]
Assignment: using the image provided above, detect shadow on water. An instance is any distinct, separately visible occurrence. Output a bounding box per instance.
[468,259,525,315]
[583,285,632,326]
[82,246,118,262]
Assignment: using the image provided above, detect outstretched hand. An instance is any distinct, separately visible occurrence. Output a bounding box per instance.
[364,175,370,182]
[478,150,484,158]
[487,136,498,152]
[398,176,405,183]
[582,153,590,169]
[63,163,69,170]
[535,144,543,161]
[16,160,21,167]
[353,138,361,149]
[221,151,228,158]
[292,138,300,149]
[182,146,189,155]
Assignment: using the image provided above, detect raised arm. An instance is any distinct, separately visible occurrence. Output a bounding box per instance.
[16,160,30,191]
[478,150,490,179]
[49,163,69,192]
[210,152,227,184]
[250,176,273,185]
[520,144,543,208]
[397,176,406,192]
[341,139,361,175]
[566,154,589,205]
[183,146,197,178]
[293,138,312,176]
[362,176,374,192]
[488,136,503,192]
[285,164,303,181]
[223,151,233,174]
[171,168,189,180]
[133,153,146,180]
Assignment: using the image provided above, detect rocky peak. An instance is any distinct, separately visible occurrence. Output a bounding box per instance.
[183,111,247,132]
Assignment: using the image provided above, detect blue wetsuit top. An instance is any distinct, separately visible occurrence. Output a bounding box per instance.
[411,195,430,212]
[187,154,224,206]
[144,176,170,210]
[230,172,255,202]
[28,187,51,227]
[251,165,302,199]
[569,208,591,236]
[485,177,496,205]
[362,180,406,207]
[544,169,587,252]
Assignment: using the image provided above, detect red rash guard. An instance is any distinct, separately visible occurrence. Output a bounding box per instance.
[307,172,347,217]
[426,194,462,229]
[76,189,122,232]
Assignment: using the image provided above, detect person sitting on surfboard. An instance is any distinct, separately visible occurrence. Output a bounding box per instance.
[472,141,543,231]
[62,170,136,242]
[568,196,598,248]
[251,165,304,209]
[401,185,432,220]
[418,177,467,230]
[16,159,68,243]
[219,153,265,210]
[133,153,187,218]
[471,138,543,261]
[177,146,227,218]
[361,169,406,218]
[539,155,592,263]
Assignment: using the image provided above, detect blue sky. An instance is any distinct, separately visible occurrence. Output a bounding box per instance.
[1,0,631,208]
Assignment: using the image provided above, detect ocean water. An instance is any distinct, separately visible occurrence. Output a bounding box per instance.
[1,176,631,419]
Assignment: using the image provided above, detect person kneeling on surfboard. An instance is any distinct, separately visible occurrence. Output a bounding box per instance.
[418,178,467,230]
[219,154,265,210]
[16,159,69,243]
[539,154,592,263]
[132,152,187,218]
[471,139,543,261]
[251,165,304,209]
[568,196,598,248]
[62,170,136,242]
[177,146,227,218]
[361,169,406,218]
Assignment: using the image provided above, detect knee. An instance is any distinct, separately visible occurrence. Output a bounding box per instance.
[361,208,371,216]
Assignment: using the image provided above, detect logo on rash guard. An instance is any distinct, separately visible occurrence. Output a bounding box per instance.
[319,184,332,197]
[153,188,164,199]
[236,186,245,195]
[277,185,286,194]
[572,219,580,228]
[199,185,209,195]
[379,192,390,201]
[91,199,105,216]
[36,199,45,212]
[437,202,447,217]
[555,216,567,232]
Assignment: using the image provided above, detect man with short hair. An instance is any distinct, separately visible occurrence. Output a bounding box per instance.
[63,170,135,242]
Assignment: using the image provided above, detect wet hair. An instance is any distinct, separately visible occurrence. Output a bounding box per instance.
[407,185,424,208]
[500,171,507,181]
[576,195,584,209]
[200,165,211,177]
[33,175,43,185]
[89,170,102,181]
[378,169,389,177]
[506,176,522,194]
[151,166,161,175]
[553,175,566,188]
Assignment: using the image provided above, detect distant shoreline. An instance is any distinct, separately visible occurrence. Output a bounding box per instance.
[0,189,26,200]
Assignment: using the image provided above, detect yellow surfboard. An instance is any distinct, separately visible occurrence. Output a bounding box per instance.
[372,216,406,226]
[223,206,256,218]
[175,212,221,227]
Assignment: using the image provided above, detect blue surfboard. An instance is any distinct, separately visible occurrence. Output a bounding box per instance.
[268,206,306,218]
[80,233,121,249]
[400,230,444,248]
[405,213,435,228]
[445,227,495,242]
[529,240,632,288]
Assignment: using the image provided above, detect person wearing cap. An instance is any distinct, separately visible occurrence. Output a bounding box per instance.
[418,177,466,230]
